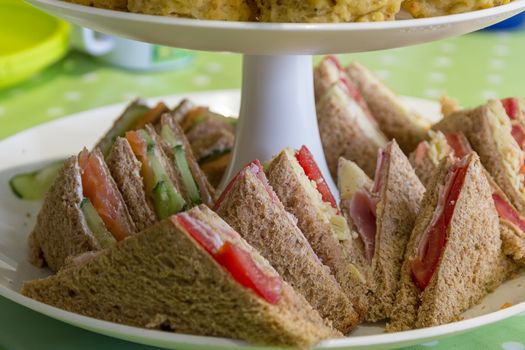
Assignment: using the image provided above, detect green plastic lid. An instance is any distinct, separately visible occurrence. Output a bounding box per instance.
[0,0,70,88]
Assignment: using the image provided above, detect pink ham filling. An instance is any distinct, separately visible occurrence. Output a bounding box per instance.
[348,149,388,263]
[214,159,276,210]
[492,193,525,233]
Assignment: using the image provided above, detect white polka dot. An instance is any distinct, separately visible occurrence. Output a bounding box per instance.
[192,75,211,87]
[497,32,511,41]
[490,59,506,70]
[440,43,456,53]
[0,106,5,116]
[486,74,503,85]
[424,88,441,99]
[380,54,396,65]
[421,340,439,347]
[82,72,98,83]
[122,92,139,100]
[47,107,64,117]
[429,72,446,83]
[494,45,510,56]
[434,56,452,68]
[205,62,223,73]
[64,91,81,101]
[501,341,525,350]
[482,90,498,100]
[374,70,391,80]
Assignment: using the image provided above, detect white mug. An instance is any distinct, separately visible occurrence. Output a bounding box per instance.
[70,26,194,71]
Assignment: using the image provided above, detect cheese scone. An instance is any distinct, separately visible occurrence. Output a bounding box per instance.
[66,0,127,10]
[403,0,511,18]
[128,0,255,21]
[254,0,403,23]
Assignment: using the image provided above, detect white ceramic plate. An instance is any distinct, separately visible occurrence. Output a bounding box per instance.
[27,0,525,54]
[1,90,524,350]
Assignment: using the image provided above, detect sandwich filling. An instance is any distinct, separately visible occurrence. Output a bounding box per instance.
[413,131,470,166]
[501,98,525,149]
[347,148,389,262]
[78,149,129,244]
[126,130,186,219]
[410,156,470,291]
[174,213,283,304]
[280,146,350,241]
[98,101,168,157]
[160,124,202,205]
[493,193,525,234]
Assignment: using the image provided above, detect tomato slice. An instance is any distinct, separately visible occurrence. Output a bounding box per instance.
[175,213,282,304]
[125,131,156,194]
[492,193,525,233]
[445,133,469,159]
[132,102,168,130]
[501,98,519,120]
[410,157,469,290]
[511,124,525,150]
[78,149,130,241]
[295,146,338,211]
[348,190,378,263]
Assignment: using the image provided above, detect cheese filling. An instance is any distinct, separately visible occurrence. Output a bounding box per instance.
[283,148,351,241]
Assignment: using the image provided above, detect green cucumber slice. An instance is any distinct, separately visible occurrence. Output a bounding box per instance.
[80,198,117,248]
[98,103,150,157]
[173,145,201,204]
[153,180,186,219]
[160,124,181,148]
[9,161,63,200]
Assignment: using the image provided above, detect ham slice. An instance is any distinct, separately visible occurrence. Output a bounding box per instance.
[501,97,519,120]
[410,157,469,290]
[492,193,525,233]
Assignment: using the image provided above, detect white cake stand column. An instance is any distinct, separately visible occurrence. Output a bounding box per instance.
[221,54,337,193]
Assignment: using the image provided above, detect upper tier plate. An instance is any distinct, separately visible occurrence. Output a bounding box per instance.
[26,0,525,54]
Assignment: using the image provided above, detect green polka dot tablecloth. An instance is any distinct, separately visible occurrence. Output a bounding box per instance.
[2,26,525,350]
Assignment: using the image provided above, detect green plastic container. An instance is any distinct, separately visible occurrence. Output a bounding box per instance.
[0,0,70,88]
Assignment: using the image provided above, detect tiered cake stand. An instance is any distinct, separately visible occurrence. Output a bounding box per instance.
[7,0,525,348]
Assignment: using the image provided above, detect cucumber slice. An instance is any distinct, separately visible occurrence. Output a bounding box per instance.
[9,161,64,200]
[160,124,181,148]
[153,180,186,219]
[98,103,150,157]
[173,145,201,204]
[80,198,117,249]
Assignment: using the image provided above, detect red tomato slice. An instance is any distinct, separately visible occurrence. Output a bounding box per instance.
[410,158,469,290]
[492,193,525,233]
[445,133,469,159]
[501,98,519,120]
[125,131,156,194]
[175,213,282,304]
[216,241,282,305]
[348,190,378,262]
[295,146,338,211]
[511,124,525,150]
[78,149,130,241]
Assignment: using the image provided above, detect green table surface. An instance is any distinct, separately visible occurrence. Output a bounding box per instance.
[1,23,525,350]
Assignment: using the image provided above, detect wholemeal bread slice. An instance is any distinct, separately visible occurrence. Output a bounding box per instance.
[264,147,368,319]
[29,149,136,272]
[215,161,360,334]
[22,206,338,348]
[156,114,216,207]
[339,140,425,322]
[314,56,387,179]
[346,62,430,152]
[106,137,157,231]
[387,153,511,332]
[433,100,525,215]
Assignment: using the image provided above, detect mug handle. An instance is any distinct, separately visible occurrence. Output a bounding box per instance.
[70,26,115,56]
